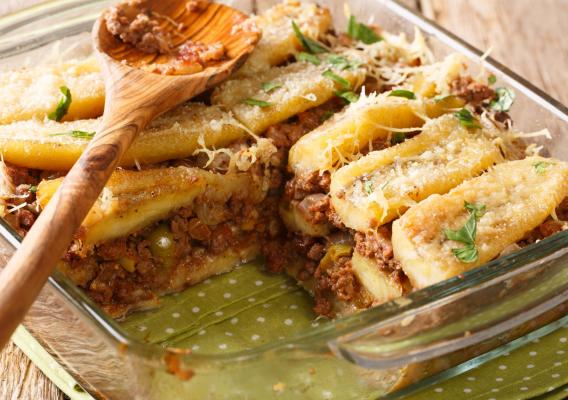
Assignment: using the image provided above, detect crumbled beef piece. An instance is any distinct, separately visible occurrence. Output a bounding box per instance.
[210,223,235,253]
[354,228,393,260]
[263,241,289,273]
[539,220,564,237]
[105,3,171,54]
[17,209,35,230]
[4,165,37,186]
[285,171,331,201]
[297,194,331,225]
[451,76,495,106]
[307,242,326,261]
[187,218,212,241]
[178,41,226,64]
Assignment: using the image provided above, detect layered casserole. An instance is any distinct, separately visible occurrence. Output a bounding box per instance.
[0,0,566,320]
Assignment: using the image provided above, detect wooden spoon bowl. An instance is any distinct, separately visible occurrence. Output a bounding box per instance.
[0,0,260,349]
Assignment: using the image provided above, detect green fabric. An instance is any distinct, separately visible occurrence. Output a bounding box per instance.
[15,261,566,399]
[121,262,568,399]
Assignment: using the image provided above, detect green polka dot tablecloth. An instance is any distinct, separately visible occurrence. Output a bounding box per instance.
[120,262,568,399]
[13,261,567,399]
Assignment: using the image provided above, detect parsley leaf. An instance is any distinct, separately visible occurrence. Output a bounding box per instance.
[388,89,416,100]
[443,201,485,263]
[50,130,95,139]
[296,51,321,65]
[244,98,272,108]
[533,161,554,174]
[327,54,362,70]
[489,87,515,112]
[391,132,406,145]
[334,90,359,103]
[29,185,37,193]
[322,70,351,89]
[454,108,481,129]
[261,82,282,93]
[364,180,373,195]
[464,201,486,219]
[452,244,478,263]
[347,15,382,44]
[488,74,497,85]
[48,86,72,122]
[292,21,328,54]
[320,110,334,122]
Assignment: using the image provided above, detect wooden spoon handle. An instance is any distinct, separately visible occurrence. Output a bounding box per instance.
[0,111,150,348]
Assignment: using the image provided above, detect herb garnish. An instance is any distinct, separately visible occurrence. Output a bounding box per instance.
[292,21,328,54]
[244,98,272,108]
[443,201,486,263]
[488,74,497,85]
[73,384,86,393]
[29,185,37,193]
[322,70,351,89]
[320,110,334,122]
[489,87,515,112]
[261,82,282,93]
[327,54,362,70]
[391,132,406,145]
[388,89,416,100]
[296,51,321,65]
[334,90,359,103]
[50,130,95,139]
[533,161,554,174]
[364,180,373,195]
[347,15,382,44]
[48,86,72,122]
[454,108,481,129]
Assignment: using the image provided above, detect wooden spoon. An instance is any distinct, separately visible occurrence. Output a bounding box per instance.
[0,0,260,348]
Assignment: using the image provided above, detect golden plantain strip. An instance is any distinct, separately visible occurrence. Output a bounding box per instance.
[0,57,103,124]
[330,114,504,231]
[288,93,464,177]
[350,250,408,306]
[0,104,247,170]
[37,166,264,251]
[212,61,366,134]
[392,156,568,289]
[237,1,332,76]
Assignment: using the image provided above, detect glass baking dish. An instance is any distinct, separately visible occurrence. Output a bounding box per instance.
[1,0,567,399]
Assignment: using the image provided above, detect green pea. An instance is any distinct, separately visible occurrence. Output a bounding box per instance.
[147,224,175,265]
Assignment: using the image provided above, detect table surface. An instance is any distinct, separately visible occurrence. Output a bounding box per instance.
[1,0,567,399]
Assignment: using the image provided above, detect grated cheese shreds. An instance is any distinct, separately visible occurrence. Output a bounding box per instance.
[288,90,465,177]
[393,156,568,289]
[330,114,505,231]
[212,61,365,134]
[0,57,104,124]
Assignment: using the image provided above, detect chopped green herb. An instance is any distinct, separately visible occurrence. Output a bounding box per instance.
[443,202,485,263]
[454,108,481,129]
[451,244,478,263]
[322,69,351,89]
[388,89,416,100]
[489,87,515,112]
[464,201,486,219]
[296,51,321,65]
[244,98,272,108]
[50,130,95,139]
[364,180,373,195]
[261,82,283,93]
[47,86,72,122]
[347,15,382,44]
[320,110,334,122]
[488,74,497,85]
[334,90,359,104]
[292,21,328,54]
[327,54,362,70]
[533,161,554,174]
[29,185,37,193]
[391,132,406,145]
[73,384,85,393]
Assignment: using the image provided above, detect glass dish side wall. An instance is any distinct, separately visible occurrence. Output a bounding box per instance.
[0,1,566,399]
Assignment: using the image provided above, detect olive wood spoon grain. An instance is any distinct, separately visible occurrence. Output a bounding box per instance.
[0,0,260,349]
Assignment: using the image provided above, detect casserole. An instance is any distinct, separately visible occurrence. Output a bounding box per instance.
[0,1,567,399]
